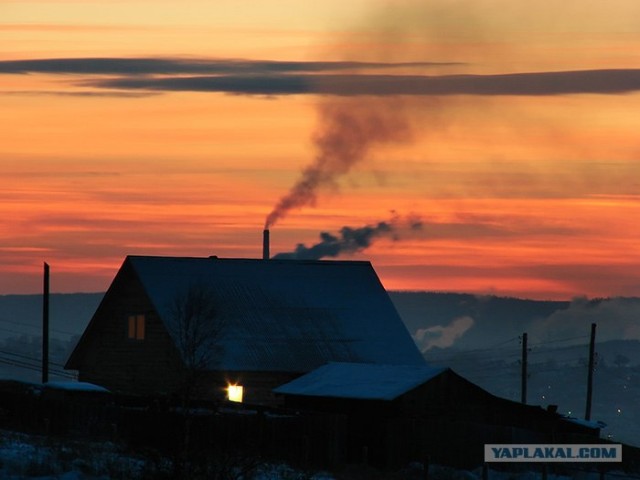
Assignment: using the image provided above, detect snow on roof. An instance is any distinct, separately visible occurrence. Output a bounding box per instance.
[273,362,447,400]
[44,381,110,393]
[561,416,606,430]
[127,256,426,372]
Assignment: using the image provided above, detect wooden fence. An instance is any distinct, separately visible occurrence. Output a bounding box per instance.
[0,381,347,469]
[0,380,639,475]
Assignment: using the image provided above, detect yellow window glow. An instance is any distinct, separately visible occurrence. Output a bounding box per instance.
[127,316,136,339]
[227,384,243,403]
[136,314,145,340]
[127,314,145,340]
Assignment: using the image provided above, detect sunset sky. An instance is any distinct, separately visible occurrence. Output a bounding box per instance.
[2,0,640,300]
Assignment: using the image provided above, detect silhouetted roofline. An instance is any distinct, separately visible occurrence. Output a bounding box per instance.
[125,254,372,266]
[66,255,427,373]
[274,362,449,401]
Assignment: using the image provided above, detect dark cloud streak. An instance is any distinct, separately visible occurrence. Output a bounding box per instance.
[4,57,640,97]
[1,90,158,98]
[90,69,640,96]
[0,57,452,75]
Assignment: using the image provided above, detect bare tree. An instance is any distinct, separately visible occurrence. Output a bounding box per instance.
[167,282,226,398]
[166,282,227,478]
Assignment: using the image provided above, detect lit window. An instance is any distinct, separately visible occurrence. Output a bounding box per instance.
[227,384,243,403]
[127,314,145,340]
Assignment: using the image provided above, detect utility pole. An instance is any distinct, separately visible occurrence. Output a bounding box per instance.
[42,262,49,384]
[521,332,528,404]
[585,323,597,420]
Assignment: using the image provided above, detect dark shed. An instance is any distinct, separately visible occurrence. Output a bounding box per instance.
[275,362,603,468]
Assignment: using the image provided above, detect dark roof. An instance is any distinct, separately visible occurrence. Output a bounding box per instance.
[273,362,447,400]
[127,256,425,372]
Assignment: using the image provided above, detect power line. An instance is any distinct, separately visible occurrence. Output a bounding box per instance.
[0,316,78,336]
[425,334,593,365]
[0,355,74,379]
[0,349,66,369]
[529,334,590,348]
[424,337,520,362]
[0,329,77,354]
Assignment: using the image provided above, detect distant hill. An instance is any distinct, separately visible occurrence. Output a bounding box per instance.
[0,290,573,345]
[0,292,102,341]
[0,293,103,383]
[389,292,640,352]
[2,290,637,351]
[389,291,569,350]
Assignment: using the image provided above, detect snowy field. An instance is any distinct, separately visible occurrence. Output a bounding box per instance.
[0,429,638,480]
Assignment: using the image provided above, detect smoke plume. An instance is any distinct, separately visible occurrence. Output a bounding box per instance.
[273,215,422,260]
[264,99,413,228]
[413,316,475,353]
[263,0,490,229]
[530,297,640,344]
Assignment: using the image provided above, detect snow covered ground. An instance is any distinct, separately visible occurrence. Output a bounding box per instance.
[0,428,334,479]
[0,429,638,480]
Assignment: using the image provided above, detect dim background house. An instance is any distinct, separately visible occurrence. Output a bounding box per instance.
[65,255,425,404]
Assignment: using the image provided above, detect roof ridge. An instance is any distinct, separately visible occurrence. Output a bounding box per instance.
[126,255,372,265]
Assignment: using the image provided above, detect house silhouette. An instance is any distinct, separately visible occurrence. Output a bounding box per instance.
[65,255,425,404]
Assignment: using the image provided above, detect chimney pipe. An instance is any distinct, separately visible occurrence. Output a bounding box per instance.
[263,229,270,260]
